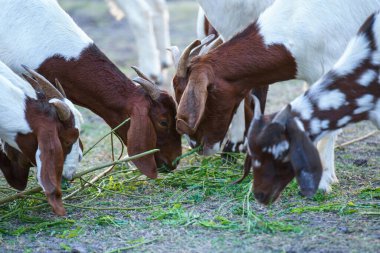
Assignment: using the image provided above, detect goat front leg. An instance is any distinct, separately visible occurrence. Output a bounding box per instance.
[115,0,161,82]
[316,130,340,192]
[147,0,172,69]
[223,101,246,154]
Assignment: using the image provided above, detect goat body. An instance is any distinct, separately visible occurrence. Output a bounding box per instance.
[247,12,380,204]
[176,0,380,192]
[0,60,82,215]
[0,0,181,178]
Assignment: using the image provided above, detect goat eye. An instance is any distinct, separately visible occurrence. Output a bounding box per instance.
[159,120,169,127]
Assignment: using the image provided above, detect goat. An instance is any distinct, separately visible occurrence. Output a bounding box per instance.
[0,62,82,215]
[0,0,181,178]
[174,0,275,155]
[174,0,380,192]
[107,0,172,83]
[244,12,380,204]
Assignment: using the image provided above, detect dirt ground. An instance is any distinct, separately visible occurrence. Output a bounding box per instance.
[0,0,379,252]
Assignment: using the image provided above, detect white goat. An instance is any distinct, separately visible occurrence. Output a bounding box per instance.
[107,0,172,83]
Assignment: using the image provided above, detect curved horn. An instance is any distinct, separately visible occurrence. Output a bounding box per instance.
[54,78,67,98]
[21,65,64,100]
[131,65,153,82]
[22,73,40,90]
[251,95,262,120]
[199,35,223,56]
[176,40,201,77]
[273,104,292,125]
[131,66,161,101]
[51,100,71,121]
[167,46,180,68]
[189,34,216,56]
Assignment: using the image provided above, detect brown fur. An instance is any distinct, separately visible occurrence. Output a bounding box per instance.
[37,44,181,178]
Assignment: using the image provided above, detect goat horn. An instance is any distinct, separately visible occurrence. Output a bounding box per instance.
[199,35,223,56]
[131,66,161,100]
[251,95,262,120]
[54,78,67,98]
[51,100,71,121]
[133,77,161,100]
[189,34,216,56]
[22,73,40,91]
[131,66,153,82]
[272,104,292,125]
[21,65,64,100]
[176,40,201,77]
[167,46,180,68]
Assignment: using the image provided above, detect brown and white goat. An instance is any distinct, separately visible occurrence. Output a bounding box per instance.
[0,62,82,215]
[174,0,275,154]
[173,0,380,191]
[244,12,380,204]
[0,0,181,178]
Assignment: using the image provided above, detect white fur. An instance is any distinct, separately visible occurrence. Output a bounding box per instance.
[108,0,171,80]
[271,140,289,159]
[0,0,92,74]
[225,102,246,151]
[317,90,346,110]
[0,61,37,150]
[337,116,352,127]
[291,96,313,120]
[197,0,275,41]
[253,160,261,168]
[354,94,374,114]
[258,0,380,83]
[369,100,380,128]
[333,34,371,76]
[35,148,45,191]
[357,69,377,86]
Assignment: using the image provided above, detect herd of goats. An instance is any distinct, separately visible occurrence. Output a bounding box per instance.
[0,0,379,216]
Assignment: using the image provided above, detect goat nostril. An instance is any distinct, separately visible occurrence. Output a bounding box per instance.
[254,192,266,202]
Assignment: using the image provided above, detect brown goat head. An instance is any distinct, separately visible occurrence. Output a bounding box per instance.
[245,97,323,204]
[4,67,82,216]
[131,67,181,176]
[171,37,249,155]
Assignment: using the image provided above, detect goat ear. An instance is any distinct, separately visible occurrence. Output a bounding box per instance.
[127,107,158,179]
[36,129,66,216]
[176,73,209,135]
[0,144,30,191]
[286,118,323,197]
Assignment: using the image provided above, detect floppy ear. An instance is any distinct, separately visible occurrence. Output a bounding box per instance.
[0,144,31,191]
[286,118,323,197]
[36,129,66,216]
[127,107,158,179]
[176,73,209,135]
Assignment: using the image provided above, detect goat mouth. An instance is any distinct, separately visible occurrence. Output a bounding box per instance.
[155,157,176,172]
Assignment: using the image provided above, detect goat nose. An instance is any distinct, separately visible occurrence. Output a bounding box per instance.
[254,192,266,203]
